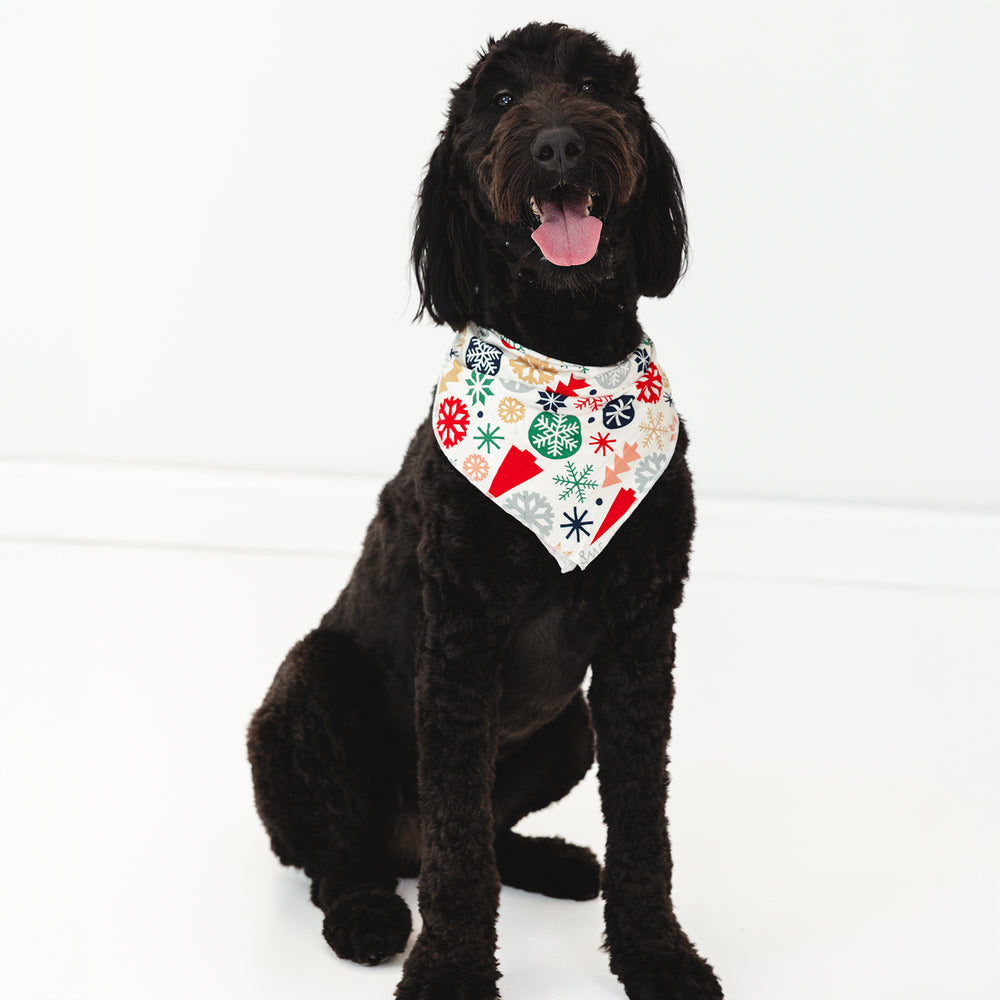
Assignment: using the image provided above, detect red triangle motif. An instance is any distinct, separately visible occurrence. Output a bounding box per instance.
[554,374,590,397]
[488,447,543,498]
[591,488,637,543]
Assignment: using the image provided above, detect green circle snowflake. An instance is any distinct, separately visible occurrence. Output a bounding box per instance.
[528,411,582,460]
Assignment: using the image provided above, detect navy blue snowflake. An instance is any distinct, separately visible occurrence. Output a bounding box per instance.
[536,387,567,412]
[561,506,593,542]
[466,337,502,375]
[632,346,652,372]
[602,394,636,429]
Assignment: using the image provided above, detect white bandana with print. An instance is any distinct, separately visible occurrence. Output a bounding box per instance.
[432,324,680,572]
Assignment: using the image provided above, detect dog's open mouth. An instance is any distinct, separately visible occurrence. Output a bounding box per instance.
[528,187,604,267]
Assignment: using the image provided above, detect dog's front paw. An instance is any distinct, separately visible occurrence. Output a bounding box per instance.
[618,951,723,1000]
[322,889,412,966]
[395,934,500,1000]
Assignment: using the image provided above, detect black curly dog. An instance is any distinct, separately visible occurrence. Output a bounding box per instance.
[248,22,722,1000]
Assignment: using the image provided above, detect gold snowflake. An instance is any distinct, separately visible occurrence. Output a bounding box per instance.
[497,396,526,423]
[639,411,678,450]
[510,354,557,386]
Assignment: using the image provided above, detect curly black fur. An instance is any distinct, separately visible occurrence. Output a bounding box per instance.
[248,22,722,1000]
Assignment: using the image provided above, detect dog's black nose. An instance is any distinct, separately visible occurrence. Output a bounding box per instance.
[531,126,585,174]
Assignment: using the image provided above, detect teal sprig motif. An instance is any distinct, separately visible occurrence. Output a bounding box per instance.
[473,422,505,454]
[552,462,598,503]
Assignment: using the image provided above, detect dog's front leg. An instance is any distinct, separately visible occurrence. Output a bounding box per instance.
[589,613,723,1000]
[395,571,505,1000]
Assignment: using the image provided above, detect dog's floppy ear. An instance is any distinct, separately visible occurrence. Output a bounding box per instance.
[412,130,481,329]
[631,119,689,298]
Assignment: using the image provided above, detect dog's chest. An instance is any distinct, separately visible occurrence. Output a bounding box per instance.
[496,591,600,745]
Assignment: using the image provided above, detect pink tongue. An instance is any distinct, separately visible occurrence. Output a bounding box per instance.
[531,193,603,266]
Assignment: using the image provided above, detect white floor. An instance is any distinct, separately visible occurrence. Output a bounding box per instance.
[1,537,998,1000]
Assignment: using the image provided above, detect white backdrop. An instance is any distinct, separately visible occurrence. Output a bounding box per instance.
[1,8,999,1000]
[1,0,998,510]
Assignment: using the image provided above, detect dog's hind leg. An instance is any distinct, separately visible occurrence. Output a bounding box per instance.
[493,689,602,900]
[308,842,412,966]
[247,629,412,966]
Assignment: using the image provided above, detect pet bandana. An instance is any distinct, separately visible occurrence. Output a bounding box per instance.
[432,324,680,572]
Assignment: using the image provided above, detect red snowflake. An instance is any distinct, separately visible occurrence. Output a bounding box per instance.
[574,393,614,412]
[436,395,470,448]
[636,362,663,403]
[590,432,617,456]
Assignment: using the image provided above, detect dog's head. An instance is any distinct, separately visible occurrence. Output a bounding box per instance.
[413,22,687,330]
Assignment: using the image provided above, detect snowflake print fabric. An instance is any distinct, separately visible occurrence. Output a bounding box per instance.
[432,324,680,572]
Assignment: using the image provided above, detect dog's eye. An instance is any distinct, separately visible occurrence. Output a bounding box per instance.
[494,90,515,108]
[580,79,599,95]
